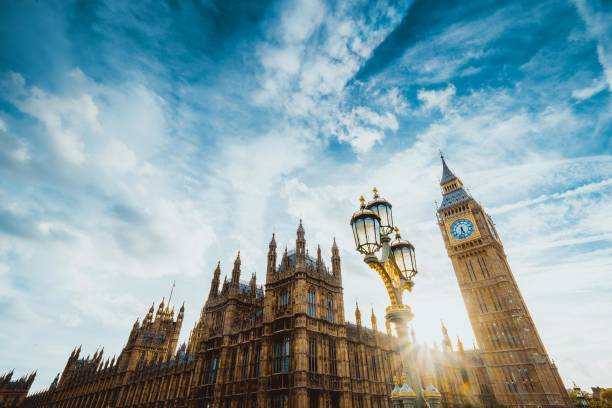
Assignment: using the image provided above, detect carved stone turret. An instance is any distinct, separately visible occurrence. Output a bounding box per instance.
[231,252,241,288]
[331,237,341,282]
[371,307,378,332]
[295,219,306,271]
[208,261,221,300]
[266,233,277,283]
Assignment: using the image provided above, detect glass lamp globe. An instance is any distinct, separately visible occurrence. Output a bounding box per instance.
[390,228,417,280]
[350,196,382,255]
[366,187,394,236]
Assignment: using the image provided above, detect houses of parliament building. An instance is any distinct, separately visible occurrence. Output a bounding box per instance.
[3,158,571,408]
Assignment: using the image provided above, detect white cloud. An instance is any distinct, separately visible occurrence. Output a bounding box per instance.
[0,72,219,385]
[597,44,612,91]
[417,84,456,112]
[253,0,412,153]
[574,0,612,91]
[330,107,399,153]
[279,0,326,44]
[572,77,607,100]
[378,87,409,114]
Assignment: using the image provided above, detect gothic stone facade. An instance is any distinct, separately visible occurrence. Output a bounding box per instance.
[18,221,499,408]
[0,371,36,407]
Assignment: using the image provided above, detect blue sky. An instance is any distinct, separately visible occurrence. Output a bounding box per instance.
[1,0,611,391]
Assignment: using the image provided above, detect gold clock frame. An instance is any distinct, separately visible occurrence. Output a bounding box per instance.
[444,212,480,245]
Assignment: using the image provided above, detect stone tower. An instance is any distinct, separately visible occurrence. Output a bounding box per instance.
[116,299,184,372]
[436,154,571,408]
[262,220,349,407]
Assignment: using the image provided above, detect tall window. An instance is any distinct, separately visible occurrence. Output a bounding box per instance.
[283,336,291,372]
[278,289,289,310]
[213,311,224,332]
[241,346,250,379]
[209,355,219,384]
[328,339,337,376]
[273,336,291,373]
[308,337,317,373]
[371,353,378,381]
[252,344,261,378]
[309,390,319,408]
[325,295,334,323]
[273,343,282,373]
[271,393,289,408]
[354,349,361,379]
[228,348,237,381]
[307,289,317,317]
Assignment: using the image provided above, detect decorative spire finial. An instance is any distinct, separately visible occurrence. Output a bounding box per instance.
[394,226,401,239]
[269,232,276,248]
[359,195,366,208]
[372,187,379,198]
[370,306,378,332]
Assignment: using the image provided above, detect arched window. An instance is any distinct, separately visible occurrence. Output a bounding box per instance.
[325,295,334,323]
[308,289,317,317]
[209,354,219,384]
[308,336,317,373]
[278,288,290,312]
[273,336,291,373]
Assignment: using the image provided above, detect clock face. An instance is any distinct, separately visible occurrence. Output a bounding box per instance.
[450,219,475,240]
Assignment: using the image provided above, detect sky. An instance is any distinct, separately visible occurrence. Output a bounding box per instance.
[0,0,611,392]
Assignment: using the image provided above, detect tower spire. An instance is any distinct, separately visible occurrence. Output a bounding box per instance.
[250,271,257,297]
[457,336,465,355]
[438,153,469,209]
[441,320,453,352]
[331,237,341,281]
[439,151,457,185]
[355,301,362,327]
[267,233,277,282]
[296,219,306,270]
[370,306,378,332]
[209,261,221,299]
[231,251,241,286]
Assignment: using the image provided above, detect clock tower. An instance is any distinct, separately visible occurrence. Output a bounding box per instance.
[436,154,571,408]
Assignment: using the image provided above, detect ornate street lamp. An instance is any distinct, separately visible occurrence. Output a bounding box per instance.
[350,188,440,408]
[350,196,382,256]
[366,187,394,236]
[390,229,417,283]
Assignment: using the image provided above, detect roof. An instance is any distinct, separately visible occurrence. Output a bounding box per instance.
[238,282,264,298]
[440,155,457,184]
[285,250,328,273]
[438,187,470,210]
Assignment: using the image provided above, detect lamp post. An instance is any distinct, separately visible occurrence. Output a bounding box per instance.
[350,188,440,408]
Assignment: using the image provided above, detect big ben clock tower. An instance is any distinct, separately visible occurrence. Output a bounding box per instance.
[436,154,571,408]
